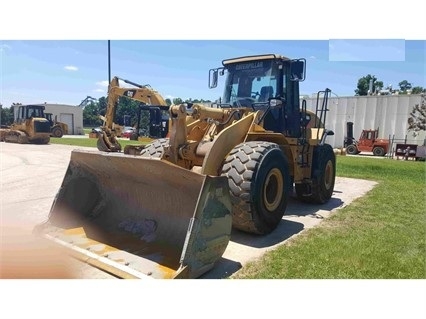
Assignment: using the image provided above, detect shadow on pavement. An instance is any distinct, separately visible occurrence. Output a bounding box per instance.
[200,257,243,279]
[285,195,344,217]
[231,195,344,249]
[231,219,304,248]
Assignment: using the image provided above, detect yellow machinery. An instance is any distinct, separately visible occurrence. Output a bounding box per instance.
[97,76,169,152]
[1,104,51,144]
[45,112,69,137]
[35,54,336,278]
[98,114,124,137]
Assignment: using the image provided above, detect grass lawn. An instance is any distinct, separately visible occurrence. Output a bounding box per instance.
[50,136,150,148]
[233,156,426,279]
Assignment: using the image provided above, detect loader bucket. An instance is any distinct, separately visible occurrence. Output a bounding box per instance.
[35,149,232,279]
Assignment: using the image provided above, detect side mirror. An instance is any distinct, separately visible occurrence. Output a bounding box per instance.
[269,98,283,109]
[208,67,224,89]
[290,59,306,82]
[209,69,218,88]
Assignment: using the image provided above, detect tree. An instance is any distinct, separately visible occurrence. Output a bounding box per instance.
[82,101,102,127]
[173,97,183,105]
[115,96,140,126]
[165,98,172,106]
[375,81,384,92]
[355,74,382,96]
[97,97,108,116]
[407,94,426,136]
[0,106,14,126]
[411,86,425,94]
[398,80,412,93]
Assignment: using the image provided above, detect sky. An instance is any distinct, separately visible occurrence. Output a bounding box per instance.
[1,39,424,108]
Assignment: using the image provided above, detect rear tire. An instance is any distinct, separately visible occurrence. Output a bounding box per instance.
[346,144,358,155]
[373,146,385,156]
[220,141,290,235]
[297,144,336,204]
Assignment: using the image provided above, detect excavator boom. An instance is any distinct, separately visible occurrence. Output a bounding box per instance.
[97,76,168,152]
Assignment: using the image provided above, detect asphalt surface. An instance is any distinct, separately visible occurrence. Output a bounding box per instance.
[0,140,378,279]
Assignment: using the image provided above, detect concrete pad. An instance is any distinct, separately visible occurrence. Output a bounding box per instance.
[0,142,377,279]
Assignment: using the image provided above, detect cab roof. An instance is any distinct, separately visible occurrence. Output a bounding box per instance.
[222,54,290,66]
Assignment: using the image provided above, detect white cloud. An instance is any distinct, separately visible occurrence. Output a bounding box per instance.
[64,65,78,71]
[310,55,316,59]
[93,88,104,93]
[96,80,109,87]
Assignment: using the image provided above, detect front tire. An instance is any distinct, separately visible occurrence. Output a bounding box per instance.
[140,138,169,158]
[51,126,63,138]
[221,141,290,235]
[346,144,358,155]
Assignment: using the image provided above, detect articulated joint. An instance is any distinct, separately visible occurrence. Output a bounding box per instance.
[170,104,187,118]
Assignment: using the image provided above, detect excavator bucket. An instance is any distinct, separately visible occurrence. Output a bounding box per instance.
[34,149,232,279]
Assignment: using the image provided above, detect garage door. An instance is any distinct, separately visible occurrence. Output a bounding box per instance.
[60,113,74,134]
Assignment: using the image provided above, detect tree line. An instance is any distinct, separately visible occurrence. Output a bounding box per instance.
[355,75,425,96]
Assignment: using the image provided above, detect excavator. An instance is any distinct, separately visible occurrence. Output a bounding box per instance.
[96,76,169,152]
[0,104,51,144]
[35,54,336,279]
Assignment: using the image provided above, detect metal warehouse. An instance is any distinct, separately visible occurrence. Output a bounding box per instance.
[301,94,425,148]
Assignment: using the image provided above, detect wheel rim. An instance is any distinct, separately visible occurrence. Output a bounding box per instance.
[374,148,383,156]
[324,160,334,190]
[347,146,355,154]
[263,168,284,212]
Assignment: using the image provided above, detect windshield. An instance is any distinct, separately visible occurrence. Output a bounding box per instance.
[222,60,280,107]
[19,105,45,119]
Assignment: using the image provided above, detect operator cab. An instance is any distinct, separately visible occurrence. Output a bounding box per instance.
[209,54,306,137]
[13,104,46,124]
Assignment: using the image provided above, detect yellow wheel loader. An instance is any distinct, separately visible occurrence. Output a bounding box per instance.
[45,112,69,138]
[34,54,336,279]
[1,104,51,144]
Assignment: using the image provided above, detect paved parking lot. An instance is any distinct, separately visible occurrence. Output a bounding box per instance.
[0,142,377,279]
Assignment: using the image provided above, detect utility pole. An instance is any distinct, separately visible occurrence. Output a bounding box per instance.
[108,40,111,83]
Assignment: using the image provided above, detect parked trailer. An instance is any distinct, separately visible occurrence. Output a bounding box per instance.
[394,143,426,161]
